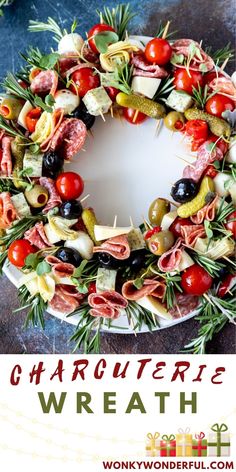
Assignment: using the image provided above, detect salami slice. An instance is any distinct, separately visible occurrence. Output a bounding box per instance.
[122,278,166,301]
[1,136,13,176]
[50,118,87,160]
[49,284,83,314]
[183,140,223,181]
[24,222,52,249]
[181,224,206,247]
[0,192,18,229]
[190,195,218,224]
[131,53,168,78]
[172,39,214,72]
[39,177,62,213]
[169,293,199,319]
[158,238,183,272]
[88,290,128,319]
[45,255,75,278]
[208,77,236,101]
[65,62,95,79]
[30,70,58,96]
[93,235,130,260]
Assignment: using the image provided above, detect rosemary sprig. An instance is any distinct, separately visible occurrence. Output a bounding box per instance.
[216,199,235,223]
[192,84,217,109]
[71,258,99,293]
[125,301,159,332]
[1,72,35,104]
[68,303,102,354]
[205,43,234,67]
[156,20,178,39]
[20,46,43,70]
[0,0,14,16]
[99,64,133,94]
[0,177,21,194]
[163,273,183,310]
[96,3,136,40]
[191,252,226,277]
[154,76,175,101]
[0,116,30,140]
[28,17,68,42]
[16,285,46,329]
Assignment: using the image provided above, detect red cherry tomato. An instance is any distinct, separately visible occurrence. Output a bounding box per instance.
[191,137,206,152]
[218,274,236,298]
[123,107,147,124]
[8,240,36,268]
[0,149,2,163]
[105,86,119,102]
[207,135,229,155]
[25,107,42,133]
[88,281,96,294]
[18,80,28,89]
[205,94,234,118]
[203,71,224,86]
[88,23,115,54]
[181,264,213,296]
[225,211,236,240]
[145,38,172,65]
[169,217,193,239]
[70,68,100,97]
[203,165,219,179]
[56,172,84,201]
[173,68,203,95]
[144,226,161,240]
[185,119,208,141]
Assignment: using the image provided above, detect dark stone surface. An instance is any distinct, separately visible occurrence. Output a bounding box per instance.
[0,0,235,354]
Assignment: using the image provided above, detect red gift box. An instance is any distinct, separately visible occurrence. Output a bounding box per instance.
[160,435,176,457]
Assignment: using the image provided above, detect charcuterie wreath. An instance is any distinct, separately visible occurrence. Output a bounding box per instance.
[0,5,235,353]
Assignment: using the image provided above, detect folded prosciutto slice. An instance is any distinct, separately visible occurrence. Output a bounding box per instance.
[181,224,206,247]
[39,177,62,213]
[190,196,218,224]
[45,255,75,278]
[122,278,166,301]
[158,238,183,272]
[183,140,223,182]
[93,235,130,260]
[1,136,13,176]
[208,77,236,101]
[24,222,52,249]
[30,70,58,96]
[88,290,128,319]
[172,39,214,72]
[0,191,18,229]
[131,52,168,78]
[49,284,84,314]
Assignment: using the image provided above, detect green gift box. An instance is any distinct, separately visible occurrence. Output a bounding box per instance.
[192,433,207,457]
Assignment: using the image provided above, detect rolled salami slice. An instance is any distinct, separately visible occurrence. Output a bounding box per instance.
[88,290,128,319]
[50,118,87,160]
[190,195,218,224]
[24,222,52,249]
[93,235,130,260]
[169,293,199,319]
[39,177,62,213]
[45,255,75,278]
[208,77,236,101]
[0,191,18,229]
[122,278,166,301]
[172,39,214,72]
[1,136,13,176]
[30,70,58,96]
[181,224,206,247]
[158,238,183,272]
[131,53,168,78]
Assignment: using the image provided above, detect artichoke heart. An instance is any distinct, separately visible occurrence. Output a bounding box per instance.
[100,41,139,72]
[37,273,56,303]
[48,215,78,240]
[194,237,235,260]
[30,111,53,144]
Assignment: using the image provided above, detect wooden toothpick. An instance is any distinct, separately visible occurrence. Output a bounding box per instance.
[220,57,229,72]
[80,194,90,203]
[176,155,195,168]
[132,109,139,123]
[203,293,214,306]
[162,20,170,39]
[99,110,106,122]
[110,106,114,118]
[154,119,162,137]
[129,216,134,228]
[113,215,117,228]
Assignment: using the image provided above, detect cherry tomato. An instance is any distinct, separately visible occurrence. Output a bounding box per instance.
[207,135,229,155]
[205,94,234,118]
[29,68,41,82]
[181,264,213,296]
[218,274,236,298]
[203,71,224,86]
[56,172,84,201]
[8,240,36,268]
[191,138,205,152]
[173,68,203,95]
[144,226,161,240]
[145,38,172,65]
[169,217,193,238]
[123,107,147,124]
[25,107,42,133]
[185,119,208,141]
[105,86,119,102]
[225,211,236,240]
[88,281,96,294]
[18,80,28,89]
[0,149,2,163]
[203,165,218,179]
[88,23,115,54]
[70,68,100,97]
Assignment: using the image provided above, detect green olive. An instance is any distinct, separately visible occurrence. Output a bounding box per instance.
[148,198,170,226]
[25,185,49,208]
[148,230,175,256]
[0,97,23,120]
[164,111,185,131]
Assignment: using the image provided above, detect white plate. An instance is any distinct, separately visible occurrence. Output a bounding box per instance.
[3,36,200,333]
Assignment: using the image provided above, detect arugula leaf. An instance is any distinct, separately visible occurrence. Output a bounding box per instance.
[73,259,88,278]
[94,31,119,53]
[36,261,51,276]
[39,52,60,69]
[25,253,40,270]
[170,53,184,65]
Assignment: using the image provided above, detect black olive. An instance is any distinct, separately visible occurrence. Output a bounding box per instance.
[71,102,95,129]
[59,200,82,219]
[128,249,147,272]
[55,247,82,267]
[98,253,123,269]
[171,178,198,203]
[42,151,64,178]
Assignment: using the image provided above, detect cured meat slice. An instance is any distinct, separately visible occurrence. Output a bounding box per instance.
[50,118,87,160]
[0,192,18,229]
[183,140,223,181]
[39,177,62,213]
[181,224,206,247]
[131,53,168,78]
[1,136,13,176]
[40,108,64,152]
[24,222,52,249]
[122,278,166,300]
[158,238,183,272]
[169,293,199,318]
[65,62,95,78]
[45,255,75,278]
[82,45,100,64]
[59,55,80,76]
[49,284,83,314]
[30,70,58,96]
[172,39,214,72]
[208,77,236,101]
[93,235,130,260]
[88,290,128,319]
[190,195,218,224]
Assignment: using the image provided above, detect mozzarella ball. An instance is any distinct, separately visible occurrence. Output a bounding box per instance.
[213,173,233,197]
[58,33,84,55]
[54,89,80,114]
[65,231,94,260]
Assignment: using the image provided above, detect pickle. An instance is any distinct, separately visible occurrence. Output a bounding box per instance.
[11,137,26,189]
[116,92,166,119]
[82,208,100,245]
[184,108,231,138]
[0,97,23,120]
[177,176,215,218]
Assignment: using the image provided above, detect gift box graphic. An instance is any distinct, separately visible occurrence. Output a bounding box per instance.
[192,432,207,457]
[176,428,192,457]
[145,432,161,457]
[160,435,176,457]
[208,423,230,457]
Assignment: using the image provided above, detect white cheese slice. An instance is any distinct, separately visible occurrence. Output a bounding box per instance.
[82,86,112,116]
[23,150,43,177]
[96,268,117,293]
[226,138,236,164]
[44,223,61,245]
[136,296,172,320]
[11,193,31,218]
[166,90,193,113]
[94,225,132,241]
[178,250,194,272]
[161,210,177,230]
[54,89,80,114]
[127,228,145,251]
[58,33,84,55]
[18,100,34,129]
[131,76,161,99]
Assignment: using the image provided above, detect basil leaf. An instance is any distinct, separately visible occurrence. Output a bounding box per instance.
[199,63,208,72]
[25,253,40,270]
[36,261,52,276]
[39,52,60,70]
[206,142,216,153]
[73,260,88,278]
[170,53,184,65]
[204,220,213,239]
[45,94,55,107]
[94,31,119,53]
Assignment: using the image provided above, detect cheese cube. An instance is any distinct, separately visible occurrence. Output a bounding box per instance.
[11,193,31,218]
[131,76,161,99]
[82,86,112,116]
[166,90,193,112]
[23,150,43,177]
[96,268,117,293]
[127,228,145,251]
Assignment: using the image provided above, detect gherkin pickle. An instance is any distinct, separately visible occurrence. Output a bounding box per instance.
[184,108,231,138]
[148,198,170,226]
[177,176,215,218]
[148,230,175,256]
[82,208,100,245]
[11,137,26,189]
[116,92,166,119]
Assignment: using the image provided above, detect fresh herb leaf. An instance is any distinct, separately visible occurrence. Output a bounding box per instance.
[18,167,33,177]
[68,303,102,353]
[29,143,40,154]
[39,52,60,69]
[99,63,133,94]
[34,95,54,113]
[94,31,119,53]
[156,20,178,39]
[205,42,234,67]
[97,3,136,40]
[125,301,159,333]
[73,260,89,278]
[170,53,184,65]
[36,261,52,276]
[204,220,214,239]
[28,17,68,42]
[25,253,40,270]
[133,278,144,289]
[17,285,46,329]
